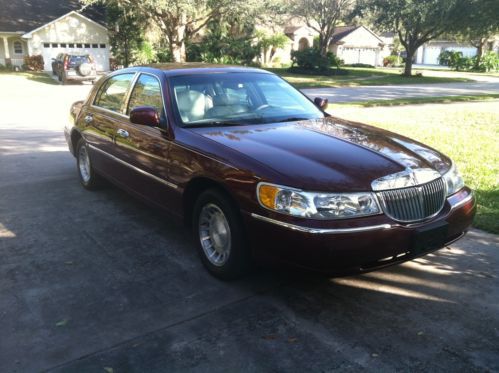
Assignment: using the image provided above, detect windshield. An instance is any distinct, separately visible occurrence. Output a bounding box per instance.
[169,72,324,127]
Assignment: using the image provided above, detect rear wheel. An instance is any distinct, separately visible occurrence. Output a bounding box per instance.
[76,139,101,190]
[193,189,251,280]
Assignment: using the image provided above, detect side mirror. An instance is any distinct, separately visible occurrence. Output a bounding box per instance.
[314,97,328,111]
[130,106,160,127]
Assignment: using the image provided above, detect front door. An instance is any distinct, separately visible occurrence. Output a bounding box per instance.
[113,73,179,213]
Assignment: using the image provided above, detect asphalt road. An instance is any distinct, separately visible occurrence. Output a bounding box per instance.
[1,76,498,372]
[302,81,499,103]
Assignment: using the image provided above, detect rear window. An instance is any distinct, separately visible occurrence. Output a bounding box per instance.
[68,55,91,65]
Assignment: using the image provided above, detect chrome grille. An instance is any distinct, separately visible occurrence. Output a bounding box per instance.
[376,178,446,222]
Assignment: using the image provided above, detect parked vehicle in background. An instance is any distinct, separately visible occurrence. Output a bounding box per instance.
[65,64,476,280]
[52,53,97,84]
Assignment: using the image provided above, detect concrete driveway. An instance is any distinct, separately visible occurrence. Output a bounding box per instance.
[1,75,498,372]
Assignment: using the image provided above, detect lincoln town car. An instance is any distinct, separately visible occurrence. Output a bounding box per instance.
[65,64,476,279]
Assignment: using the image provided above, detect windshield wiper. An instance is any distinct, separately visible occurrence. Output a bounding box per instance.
[275,117,310,123]
[184,120,246,128]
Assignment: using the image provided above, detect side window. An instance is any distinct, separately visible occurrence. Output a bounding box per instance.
[94,74,135,113]
[127,74,164,115]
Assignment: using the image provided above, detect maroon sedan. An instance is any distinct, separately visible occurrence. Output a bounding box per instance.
[65,64,476,279]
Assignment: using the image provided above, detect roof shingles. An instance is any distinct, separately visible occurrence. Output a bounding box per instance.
[0,0,106,33]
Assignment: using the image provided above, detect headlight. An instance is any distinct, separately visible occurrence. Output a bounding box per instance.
[443,164,464,196]
[257,183,381,219]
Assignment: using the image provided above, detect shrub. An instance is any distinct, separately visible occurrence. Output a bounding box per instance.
[109,58,121,71]
[23,55,44,71]
[346,63,375,68]
[290,47,342,72]
[480,51,499,72]
[383,55,401,67]
[438,50,462,67]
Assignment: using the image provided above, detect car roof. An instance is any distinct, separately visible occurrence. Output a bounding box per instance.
[115,63,273,77]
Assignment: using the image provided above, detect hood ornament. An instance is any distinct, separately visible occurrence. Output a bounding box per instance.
[371,168,441,191]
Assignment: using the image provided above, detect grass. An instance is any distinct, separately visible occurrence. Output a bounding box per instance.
[268,67,472,88]
[332,94,499,108]
[0,70,58,85]
[332,102,499,234]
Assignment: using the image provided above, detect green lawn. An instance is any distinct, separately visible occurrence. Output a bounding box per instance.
[268,67,472,88]
[333,94,499,107]
[0,71,58,85]
[332,102,499,234]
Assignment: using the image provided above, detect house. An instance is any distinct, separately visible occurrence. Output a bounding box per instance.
[415,37,499,65]
[0,0,110,71]
[272,24,387,67]
[415,40,477,65]
[328,25,386,67]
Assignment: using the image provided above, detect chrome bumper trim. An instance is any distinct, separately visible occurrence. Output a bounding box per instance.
[251,213,392,234]
[88,144,178,190]
[450,191,475,210]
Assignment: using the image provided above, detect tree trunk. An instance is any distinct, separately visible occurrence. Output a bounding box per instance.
[403,49,415,76]
[171,41,186,62]
[474,37,486,70]
[319,34,328,57]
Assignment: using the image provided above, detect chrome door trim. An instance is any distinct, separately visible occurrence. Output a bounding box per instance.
[251,213,392,234]
[88,144,178,190]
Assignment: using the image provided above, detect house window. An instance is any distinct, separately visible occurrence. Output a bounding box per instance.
[68,43,75,48]
[60,43,67,48]
[92,43,98,48]
[76,43,83,48]
[13,41,23,54]
[43,43,50,48]
[100,44,106,48]
[51,43,58,48]
[84,43,90,48]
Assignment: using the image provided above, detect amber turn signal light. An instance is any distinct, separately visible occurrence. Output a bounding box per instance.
[258,184,279,209]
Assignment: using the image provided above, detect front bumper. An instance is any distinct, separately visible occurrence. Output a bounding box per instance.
[244,187,476,274]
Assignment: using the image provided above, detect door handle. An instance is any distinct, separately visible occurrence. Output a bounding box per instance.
[84,115,93,124]
[117,129,129,138]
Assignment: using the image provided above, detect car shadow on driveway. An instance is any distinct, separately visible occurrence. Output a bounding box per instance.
[1,145,498,372]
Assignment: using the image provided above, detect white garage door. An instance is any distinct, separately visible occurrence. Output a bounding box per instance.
[41,42,110,72]
[341,47,377,66]
[423,46,442,65]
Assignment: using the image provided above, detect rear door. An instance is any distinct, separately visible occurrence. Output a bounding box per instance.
[81,73,136,181]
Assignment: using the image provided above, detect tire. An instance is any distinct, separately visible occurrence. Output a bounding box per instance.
[76,139,102,190]
[193,189,251,280]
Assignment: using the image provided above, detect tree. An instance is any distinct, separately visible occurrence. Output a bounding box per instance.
[82,0,271,62]
[355,0,468,76]
[457,0,499,70]
[106,4,144,67]
[291,0,354,58]
[256,32,289,66]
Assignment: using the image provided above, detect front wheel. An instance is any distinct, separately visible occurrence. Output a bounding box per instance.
[193,189,251,280]
[76,139,101,190]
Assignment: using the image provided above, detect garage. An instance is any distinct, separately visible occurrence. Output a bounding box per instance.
[19,10,110,72]
[341,47,378,66]
[41,41,110,71]
[329,26,384,67]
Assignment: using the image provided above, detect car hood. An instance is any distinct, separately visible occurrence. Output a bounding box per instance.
[190,117,451,191]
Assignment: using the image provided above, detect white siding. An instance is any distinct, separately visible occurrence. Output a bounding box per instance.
[27,12,110,71]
